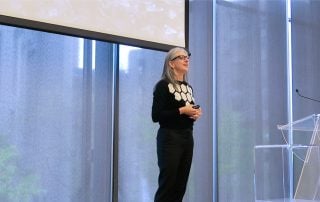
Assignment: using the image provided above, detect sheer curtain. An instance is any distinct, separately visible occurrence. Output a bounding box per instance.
[0,25,114,202]
[188,1,214,202]
[291,3,320,199]
[118,46,164,202]
[292,0,320,119]
[216,1,287,201]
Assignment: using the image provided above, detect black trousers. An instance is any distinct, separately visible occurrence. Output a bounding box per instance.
[154,128,194,202]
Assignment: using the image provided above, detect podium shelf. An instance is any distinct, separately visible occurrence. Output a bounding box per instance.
[277,114,320,131]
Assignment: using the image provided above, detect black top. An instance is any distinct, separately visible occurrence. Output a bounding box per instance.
[152,79,195,129]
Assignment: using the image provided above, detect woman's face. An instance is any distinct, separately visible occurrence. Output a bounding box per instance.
[169,50,190,76]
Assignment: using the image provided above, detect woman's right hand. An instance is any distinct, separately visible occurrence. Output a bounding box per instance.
[179,105,202,120]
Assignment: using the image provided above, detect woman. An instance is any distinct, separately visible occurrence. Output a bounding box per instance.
[152,47,202,202]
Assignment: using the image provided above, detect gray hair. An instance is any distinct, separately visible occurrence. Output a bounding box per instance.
[161,47,190,87]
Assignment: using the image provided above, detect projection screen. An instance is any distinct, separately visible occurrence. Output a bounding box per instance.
[0,0,187,50]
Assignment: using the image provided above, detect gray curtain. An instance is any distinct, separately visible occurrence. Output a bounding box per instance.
[292,0,320,119]
[216,0,287,201]
[188,1,214,202]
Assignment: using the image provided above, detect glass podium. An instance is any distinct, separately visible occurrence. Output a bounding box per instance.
[254,114,320,202]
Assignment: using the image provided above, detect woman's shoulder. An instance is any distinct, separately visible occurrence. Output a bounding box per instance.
[155,79,169,88]
[153,79,170,94]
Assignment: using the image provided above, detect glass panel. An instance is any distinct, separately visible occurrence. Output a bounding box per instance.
[254,145,289,202]
[254,145,320,202]
[292,146,320,201]
[118,45,165,202]
[0,25,113,202]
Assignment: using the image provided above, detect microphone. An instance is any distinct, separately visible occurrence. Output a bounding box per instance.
[295,89,320,103]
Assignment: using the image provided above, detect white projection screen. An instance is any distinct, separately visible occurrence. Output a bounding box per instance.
[0,0,187,50]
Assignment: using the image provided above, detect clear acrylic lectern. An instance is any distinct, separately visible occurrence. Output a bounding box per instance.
[254,114,320,202]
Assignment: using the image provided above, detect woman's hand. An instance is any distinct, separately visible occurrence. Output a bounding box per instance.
[179,105,202,120]
[190,107,202,120]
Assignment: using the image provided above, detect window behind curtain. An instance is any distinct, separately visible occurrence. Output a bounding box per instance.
[0,25,114,202]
